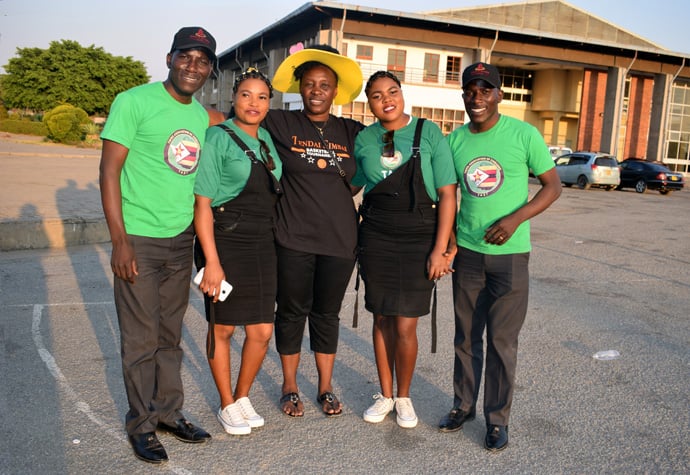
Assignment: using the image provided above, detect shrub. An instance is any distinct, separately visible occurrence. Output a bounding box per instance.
[0,119,48,135]
[43,104,90,145]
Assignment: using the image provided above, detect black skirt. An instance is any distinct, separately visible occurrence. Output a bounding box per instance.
[205,208,276,326]
[358,203,437,317]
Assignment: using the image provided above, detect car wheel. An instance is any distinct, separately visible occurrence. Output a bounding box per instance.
[660,190,672,195]
[635,179,647,193]
[577,175,590,190]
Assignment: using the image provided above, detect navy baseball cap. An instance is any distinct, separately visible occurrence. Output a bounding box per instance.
[170,27,216,62]
[462,62,501,89]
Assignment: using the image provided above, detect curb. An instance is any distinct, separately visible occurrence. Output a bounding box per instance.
[0,217,110,251]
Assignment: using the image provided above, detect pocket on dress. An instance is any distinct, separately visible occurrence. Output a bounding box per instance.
[213,209,243,233]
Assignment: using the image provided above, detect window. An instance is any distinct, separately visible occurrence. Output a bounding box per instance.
[664,80,690,172]
[595,157,618,167]
[424,53,440,83]
[446,56,462,84]
[387,48,406,82]
[356,45,373,60]
[341,101,377,125]
[499,68,533,103]
[411,106,465,135]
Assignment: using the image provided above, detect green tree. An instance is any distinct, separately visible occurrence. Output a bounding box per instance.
[0,40,149,115]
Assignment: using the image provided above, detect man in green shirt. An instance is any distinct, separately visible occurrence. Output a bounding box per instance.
[100,26,216,464]
[439,62,561,452]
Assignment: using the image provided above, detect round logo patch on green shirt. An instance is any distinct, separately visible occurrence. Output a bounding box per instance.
[165,129,201,176]
[463,156,504,197]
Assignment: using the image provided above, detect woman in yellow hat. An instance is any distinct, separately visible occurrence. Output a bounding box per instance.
[263,44,363,417]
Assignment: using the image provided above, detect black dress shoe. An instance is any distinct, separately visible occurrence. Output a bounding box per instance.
[438,407,476,432]
[129,432,168,464]
[484,424,509,452]
[158,418,211,444]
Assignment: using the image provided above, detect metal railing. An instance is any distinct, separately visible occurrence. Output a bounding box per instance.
[357,62,461,87]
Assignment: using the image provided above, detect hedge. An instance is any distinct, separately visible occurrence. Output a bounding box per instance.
[0,119,49,136]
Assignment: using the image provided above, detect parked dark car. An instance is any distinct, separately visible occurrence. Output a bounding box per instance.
[617,158,685,194]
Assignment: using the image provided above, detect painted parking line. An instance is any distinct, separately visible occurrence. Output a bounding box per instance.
[30,302,194,474]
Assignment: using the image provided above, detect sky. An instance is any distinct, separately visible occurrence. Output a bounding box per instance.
[0,0,688,82]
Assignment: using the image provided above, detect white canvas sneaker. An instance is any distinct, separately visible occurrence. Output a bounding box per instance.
[394,397,418,428]
[217,403,251,435]
[363,393,395,423]
[235,396,265,428]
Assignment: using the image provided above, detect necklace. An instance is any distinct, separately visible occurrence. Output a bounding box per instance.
[311,116,330,136]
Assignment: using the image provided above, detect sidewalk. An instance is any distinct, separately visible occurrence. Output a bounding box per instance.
[0,132,106,251]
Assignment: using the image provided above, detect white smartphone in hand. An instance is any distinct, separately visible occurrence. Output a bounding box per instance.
[193,267,233,302]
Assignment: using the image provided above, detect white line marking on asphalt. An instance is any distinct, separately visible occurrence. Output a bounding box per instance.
[32,304,124,441]
[32,303,193,474]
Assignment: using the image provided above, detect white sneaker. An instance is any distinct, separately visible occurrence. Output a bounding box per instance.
[217,403,251,435]
[394,397,418,428]
[235,396,264,428]
[363,393,395,423]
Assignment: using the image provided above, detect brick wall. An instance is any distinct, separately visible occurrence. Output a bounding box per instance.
[578,69,607,151]
[623,76,653,159]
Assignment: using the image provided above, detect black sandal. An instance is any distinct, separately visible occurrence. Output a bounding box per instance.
[317,391,343,417]
[280,392,304,417]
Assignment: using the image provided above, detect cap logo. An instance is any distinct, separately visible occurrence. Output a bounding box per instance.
[190,29,211,46]
[471,63,491,78]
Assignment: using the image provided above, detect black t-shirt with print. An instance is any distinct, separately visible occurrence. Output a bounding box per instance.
[264,110,364,258]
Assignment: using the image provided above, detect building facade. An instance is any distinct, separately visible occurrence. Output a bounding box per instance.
[197,0,690,172]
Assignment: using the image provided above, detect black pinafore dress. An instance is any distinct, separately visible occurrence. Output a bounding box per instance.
[203,144,281,327]
[358,122,437,317]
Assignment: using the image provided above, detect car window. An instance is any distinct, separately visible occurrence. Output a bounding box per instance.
[595,157,618,167]
[571,157,588,166]
[647,162,669,172]
[555,156,571,166]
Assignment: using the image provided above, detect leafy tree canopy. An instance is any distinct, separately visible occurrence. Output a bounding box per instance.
[0,40,149,115]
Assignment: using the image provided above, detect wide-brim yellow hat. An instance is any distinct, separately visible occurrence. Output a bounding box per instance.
[272,45,363,105]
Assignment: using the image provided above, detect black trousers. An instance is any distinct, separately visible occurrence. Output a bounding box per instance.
[274,245,355,355]
[451,246,529,426]
[113,225,194,435]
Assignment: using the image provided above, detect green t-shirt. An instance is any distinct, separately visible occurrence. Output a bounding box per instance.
[194,119,282,207]
[101,82,209,237]
[353,117,456,200]
[448,115,554,255]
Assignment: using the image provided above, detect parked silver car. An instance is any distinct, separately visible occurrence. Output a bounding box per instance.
[554,152,620,190]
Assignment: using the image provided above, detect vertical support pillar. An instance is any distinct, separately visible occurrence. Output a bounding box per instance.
[551,112,563,146]
[647,73,671,162]
[600,66,624,155]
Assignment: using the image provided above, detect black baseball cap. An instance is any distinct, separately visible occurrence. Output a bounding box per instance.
[170,27,216,62]
[462,62,501,89]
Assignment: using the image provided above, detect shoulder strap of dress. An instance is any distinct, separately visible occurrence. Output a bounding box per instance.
[408,118,426,210]
[411,118,425,157]
[215,123,283,195]
[216,123,258,161]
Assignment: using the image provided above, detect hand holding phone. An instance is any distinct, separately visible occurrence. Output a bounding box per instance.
[193,267,233,302]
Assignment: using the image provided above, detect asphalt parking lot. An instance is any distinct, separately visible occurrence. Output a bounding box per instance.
[1,164,689,473]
